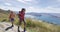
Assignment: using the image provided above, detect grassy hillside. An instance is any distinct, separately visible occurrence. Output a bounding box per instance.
[0,10,60,32]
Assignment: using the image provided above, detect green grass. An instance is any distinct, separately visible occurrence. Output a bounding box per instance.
[26,19,60,32]
[0,13,60,32]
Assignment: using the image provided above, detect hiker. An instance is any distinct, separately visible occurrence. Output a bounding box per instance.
[18,8,26,32]
[5,11,15,31]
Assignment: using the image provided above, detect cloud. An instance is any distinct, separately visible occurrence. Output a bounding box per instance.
[26,6,60,13]
[17,0,25,3]
[17,0,33,2]
[24,0,32,2]
[39,0,60,8]
[0,5,60,13]
[57,0,60,1]
[17,0,38,5]
[0,0,60,13]
[26,7,40,13]
[42,7,60,13]
[0,5,20,11]
[17,0,29,4]
[4,3,12,6]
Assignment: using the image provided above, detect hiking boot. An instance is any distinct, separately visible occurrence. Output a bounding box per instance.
[12,25,14,27]
[5,28,9,31]
[24,28,26,32]
[18,29,20,32]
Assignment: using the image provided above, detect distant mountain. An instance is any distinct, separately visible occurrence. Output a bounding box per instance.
[0,9,10,14]
[48,13,60,18]
[26,12,60,18]
[26,12,60,25]
[0,9,60,18]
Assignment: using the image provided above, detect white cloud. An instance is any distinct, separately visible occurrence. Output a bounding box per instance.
[0,5,60,13]
[56,0,60,2]
[42,7,60,13]
[0,6,20,11]
[17,0,28,4]
[26,7,40,13]
[17,0,38,4]
[57,0,60,1]
[5,3,12,6]
[0,0,59,13]
[26,6,60,13]
[17,0,33,2]
[17,0,24,2]
[24,0,32,2]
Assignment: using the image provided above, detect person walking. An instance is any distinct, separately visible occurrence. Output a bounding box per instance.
[18,8,26,32]
[5,11,15,31]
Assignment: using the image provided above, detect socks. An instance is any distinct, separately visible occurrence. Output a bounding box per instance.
[24,28,26,32]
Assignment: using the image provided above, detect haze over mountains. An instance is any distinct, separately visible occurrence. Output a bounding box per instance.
[26,12,60,18]
[0,9,60,32]
[0,9,60,25]
[0,8,60,17]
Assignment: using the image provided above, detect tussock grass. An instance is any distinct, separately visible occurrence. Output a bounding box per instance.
[0,13,60,32]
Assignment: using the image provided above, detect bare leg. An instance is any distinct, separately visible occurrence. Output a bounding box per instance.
[12,22,14,27]
[23,20,26,32]
[18,21,21,32]
[18,25,20,32]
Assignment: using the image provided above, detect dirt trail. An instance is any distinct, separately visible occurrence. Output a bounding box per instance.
[0,22,27,32]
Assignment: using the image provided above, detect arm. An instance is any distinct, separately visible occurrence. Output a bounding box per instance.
[8,14,11,21]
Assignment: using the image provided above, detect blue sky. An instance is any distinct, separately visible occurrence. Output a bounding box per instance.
[0,0,60,13]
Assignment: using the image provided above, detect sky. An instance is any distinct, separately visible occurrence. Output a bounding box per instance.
[0,0,60,13]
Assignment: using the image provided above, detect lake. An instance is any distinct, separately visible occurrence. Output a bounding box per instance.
[25,13,60,25]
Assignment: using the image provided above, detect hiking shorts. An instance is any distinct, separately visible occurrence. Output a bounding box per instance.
[10,18,14,22]
[19,18,26,25]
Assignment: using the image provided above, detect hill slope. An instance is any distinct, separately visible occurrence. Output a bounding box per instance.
[0,9,60,32]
